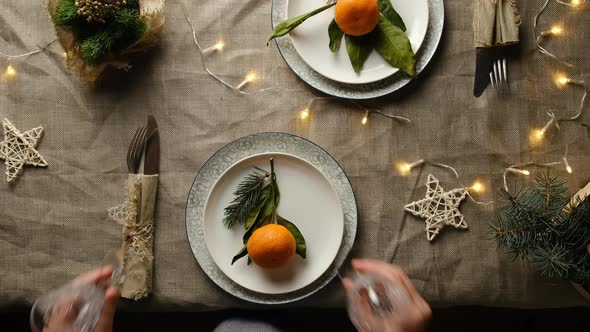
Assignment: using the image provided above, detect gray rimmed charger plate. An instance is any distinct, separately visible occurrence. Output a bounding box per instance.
[271,0,445,100]
[185,132,357,304]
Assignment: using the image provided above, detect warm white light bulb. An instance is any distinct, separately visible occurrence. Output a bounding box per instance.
[395,160,424,176]
[236,71,257,90]
[470,181,484,193]
[507,168,530,176]
[530,128,545,143]
[245,72,256,82]
[563,156,573,174]
[397,162,412,175]
[4,64,16,77]
[202,41,225,54]
[361,111,369,125]
[300,108,310,120]
[571,0,581,7]
[550,25,563,36]
[556,74,570,87]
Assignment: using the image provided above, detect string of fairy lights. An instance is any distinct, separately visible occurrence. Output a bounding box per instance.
[393,0,586,198]
[0,39,56,79]
[392,159,492,204]
[394,143,572,195]
[530,0,587,143]
[183,11,412,126]
[1,1,586,199]
[517,0,588,185]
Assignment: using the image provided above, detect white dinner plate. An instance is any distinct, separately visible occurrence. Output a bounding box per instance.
[203,153,344,294]
[186,133,357,304]
[288,0,429,84]
[272,0,445,99]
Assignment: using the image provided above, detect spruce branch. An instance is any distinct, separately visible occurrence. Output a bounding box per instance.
[491,173,590,285]
[534,173,569,217]
[222,169,270,229]
[529,242,575,279]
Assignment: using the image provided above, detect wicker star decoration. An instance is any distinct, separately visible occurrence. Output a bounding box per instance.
[0,118,47,183]
[404,174,468,241]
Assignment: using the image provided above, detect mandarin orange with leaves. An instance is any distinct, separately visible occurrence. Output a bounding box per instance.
[247,224,296,269]
[334,0,380,36]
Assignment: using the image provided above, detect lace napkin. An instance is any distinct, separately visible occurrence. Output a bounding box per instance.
[108,174,158,300]
[474,0,521,47]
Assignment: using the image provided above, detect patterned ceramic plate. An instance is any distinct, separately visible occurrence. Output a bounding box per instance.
[186,133,357,304]
[289,0,429,84]
[271,0,444,99]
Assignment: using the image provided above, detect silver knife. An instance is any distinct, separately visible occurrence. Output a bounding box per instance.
[474,47,494,97]
[144,115,159,175]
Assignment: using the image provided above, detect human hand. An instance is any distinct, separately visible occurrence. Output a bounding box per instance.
[42,266,120,332]
[343,259,431,332]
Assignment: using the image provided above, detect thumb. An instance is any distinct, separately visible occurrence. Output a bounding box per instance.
[92,287,120,332]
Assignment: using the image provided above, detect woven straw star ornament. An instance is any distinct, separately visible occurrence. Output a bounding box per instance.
[404,174,468,241]
[0,119,47,182]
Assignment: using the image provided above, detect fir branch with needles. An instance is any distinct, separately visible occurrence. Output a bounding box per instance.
[222,168,270,229]
[491,173,590,285]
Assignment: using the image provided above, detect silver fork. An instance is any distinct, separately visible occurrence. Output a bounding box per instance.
[126,126,147,173]
[489,58,508,94]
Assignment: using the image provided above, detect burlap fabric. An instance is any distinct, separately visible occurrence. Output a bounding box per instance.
[1,0,589,310]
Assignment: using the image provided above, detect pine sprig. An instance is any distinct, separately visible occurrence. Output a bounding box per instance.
[222,170,269,229]
[529,242,575,279]
[491,173,590,284]
[533,173,569,216]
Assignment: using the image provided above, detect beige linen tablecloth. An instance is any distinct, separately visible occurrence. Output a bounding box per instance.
[1,0,589,309]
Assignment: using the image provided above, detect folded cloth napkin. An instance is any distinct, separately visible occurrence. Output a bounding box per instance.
[108,174,158,300]
[474,0,521,47]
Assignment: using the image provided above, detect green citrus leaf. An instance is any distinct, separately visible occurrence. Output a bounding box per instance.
[377,0,406,31]
[244,185,271,230]
[277,215,307,258]
[243,189,275,244]
[243,208,268,245]
[372,16,416,76]
[260,181,277,222]
[268,2,336,44]
[272,171,280,206]
[231,245,248,265]
[328,19,344,53]
[345,34,373,73]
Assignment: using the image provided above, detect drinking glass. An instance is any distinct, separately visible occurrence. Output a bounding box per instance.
[344,270,409,331]
[30,250,124,332]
